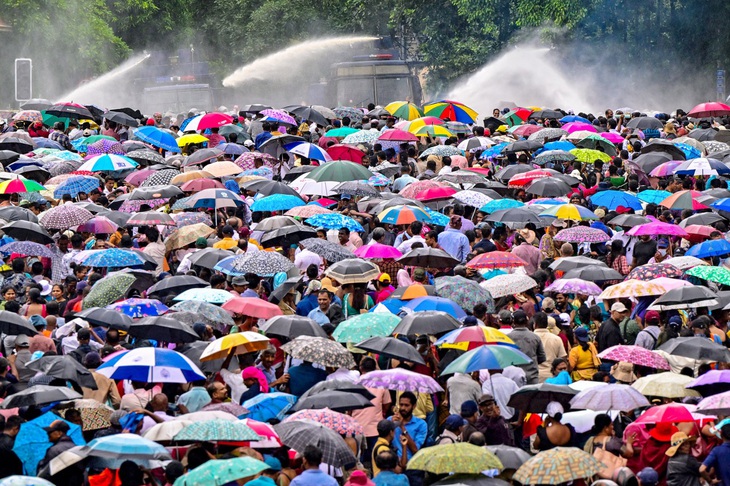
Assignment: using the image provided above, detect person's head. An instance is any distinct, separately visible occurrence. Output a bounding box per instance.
[444,414,466,433]
[150,393,168,412]
[259,346,276,369]
[164,461,184,485]
[231,276,249,292]
[11,258,25,274]
[338,227,350,245]
[551,358,568,376]
[375,449,399,472]
[636,467,659,486]
[4,415,22,437]
[376,419,396,442]
[610,301,629,321]
[64,409,82,426]
[77,328,91,345]
[592,413,614,436]
[51,284,64,301]
[665,431,694,457]
[449,215,462,230]
[360,355,376,374]
[477,394,499,418]
[207,381,228,402]
[43,420,70,443]
[302,445,323,469]
[83,351,102,369]
[317,289,332,311]
[398,391,417,419]
[512,310,528,328]
[2,287,16,302]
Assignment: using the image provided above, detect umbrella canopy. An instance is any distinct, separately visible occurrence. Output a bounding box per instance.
[441,345,530,375]
[12,412,84,476]
[147,275,209,298]
[481,274,538,298]
[657,336,730,362]
[96,348,205,383]
[357,368,443,393]
[174,419,260,442]
[331,313,401,343]
[627,262,684,281]
[0,221,52,244]
[307,160,372,182]
[407,443,503,474]
[286,408,363,436]
[389,284,436,301]
[281,336,355,369]
[259,315,327,339]
[292,390,374,413]
[128,316,198,343]
[216,252,295,277]
[649,285,718,310]
[200,332,271,361]
[507,384,578,413]
[1,385,81,409]
[466,251,526,269]
[242,392,298,422]
[436,326,517,351]
[597,345,670,370]
[599,279,665,298]
[570,384,650,411]
[687,370,730,397]
[398,248,460,268]
[632,372,699,398]
[549,256,607,272]
[39,204,93,229]
[554,226,611,243]
[222,297,283,319]
[355,336,426,364]
[26,356,97,389]
[75,307,132,331]
[544,278,602,296]
[392,311,460,336]
[696,390,730,415]
[0,311,38,336]
[274,420,356,468]
[324,258,380,284]
[187,248,235,269]
[173,457,268,486]
[81,273,136,309]
[354,243,402,259]
[172,287,233,305]
[513,447,602,485]
[638,403,695,424]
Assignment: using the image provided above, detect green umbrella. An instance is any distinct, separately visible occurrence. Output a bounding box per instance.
[324,127,359,137]
[174,456,269,486]
[173,419,261,442]
[331,313,400,343]
[82,273,136,309]
[307,160,373,182]
[41,111,72,128]
[407,442,503,474]
[570,148,612,163]
[686,265,730,286]
[85,135,116,144]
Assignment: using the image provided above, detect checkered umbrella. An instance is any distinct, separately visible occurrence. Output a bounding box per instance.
[140,169,180,187]
[52,175,100,198]
[274,420,357,468]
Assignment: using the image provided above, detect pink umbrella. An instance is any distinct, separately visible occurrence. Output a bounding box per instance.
[562,122,597,134]
[239,418,282,448]
[125,169,156,187]
[598,345,670,370]
[181,179,224,191]
[354,243,403,259]
[77,216,118,234]
[415,186,457,201]
[512,125,542,137]
[649,161,683,177]
[600,132,625,144]
[378,129,418,142]
[626,221,688,238]
[650,277,692,291]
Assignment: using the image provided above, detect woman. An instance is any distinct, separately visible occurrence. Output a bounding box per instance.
[545,358,573,385]
[0,287,16,310]
[585,414,636,473]
[21,288,47,318]
[239,366,269,404]
[568,327,600,381]
[343,284,373,318]
[51,284,67,316]
[606,240,630,279]
[534,401,576,450]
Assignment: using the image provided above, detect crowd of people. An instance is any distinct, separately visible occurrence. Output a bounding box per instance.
[0,100,727,486]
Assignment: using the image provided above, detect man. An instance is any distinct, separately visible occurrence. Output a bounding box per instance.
[459,400,479,443]
[254,122,274,150]
[539,220,565,260]
[374,274,395,303]
[214,225,238,250]
[394,221,424,251]
[176,380,212,414]
[446,372,481,415]
[0,415,23,478]
[82,352,121,408]
[666,431,709,486]
[392,165,417,193]
[49,122,73,150]
[38,420,81,482]
[533,312,567,382]
[511,230,541,275]
[390,391,427,462]
[353,357,391,458]
[508,310,546,385]
[635,310,661,350]
[138,393,174,433]
[481,369,518,420]
[296,280,322,317]
[142,227,166,273]
[475,394,514,446]
[230,276,250,297]
[701,423,730,485]
[207,381,231,404]
[290,445,338,486]
[288,360,327,397]
[338,227,356,251]
[372,420,399,476]
[307,290,344,326]
[2,258,32,296]
[10,334,34,382]
[632,234,657,268]
[373,449,409,486]
[438,215,470,263]
[597,302,628,352]
[247,456,283,486]
[70,328,93,364]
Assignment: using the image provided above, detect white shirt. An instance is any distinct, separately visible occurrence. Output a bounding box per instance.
[140,411,174,434]
[396,236,425,254]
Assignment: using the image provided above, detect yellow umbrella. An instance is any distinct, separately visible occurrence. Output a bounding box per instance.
[204,161,244,177]
[384,101,424,121]
[171,170,213,185]
[200,332,271,361]
[177,134,209,147]
[411,125,455,138]
[407,116,445,133]
[632,372,699,398]
[599,279,665,299]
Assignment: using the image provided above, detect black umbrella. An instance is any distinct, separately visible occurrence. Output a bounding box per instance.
[0,206,38,223]
[128,316,198,343]
[15,165,50,182]
[128,184,184,200]
[493,164,533,182]
[390,284,436,300]
[183,148,223,167]
[633,152,675,174]
[104,111,140,127]
[641,139,686,161]
[260,135,305,158]
[0,150,20,164]
[503,140,544,153]
[147,275,209,299]
[260,315,327,338]
[355,336,425,364]
[608,214,651,228]
[482,117,503,134]
[27,356,98,389]
[179,341,225,375]
[1,220,53,244]
[507,383,578,413]
[657,337,730,362]
[0,311,38,336]
[259,225,317,248]
[283,165,317,181]
[110,107,144,120]
[187,248,235,269]
[650,285,718,310]
[269,277,303,305]
[0,137,34,154]
[548,256,607,273]
[485,208,544,229]
[283,105,330,126]
[529,110,563,120]
[688,128,717,141]
[240,104,272,114]
[129,250,158,271]
[274,420,356,468]
[74,308,132,331]
[563,265,623,281]
[397,248,460,268]
[292,390,374,412]
[433,474,510,486]
[324,259,380,285]
[678,212,725,227]
[45,103,94,120]
[0,385,82,409]
[525,177,572,197]
[485,445,532,471]
[242,179,303,199]
[392,311,461,336]
[299,379,375,402]
[626,117,663,130]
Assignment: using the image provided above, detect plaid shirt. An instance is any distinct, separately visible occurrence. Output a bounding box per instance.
[49,130,72,150]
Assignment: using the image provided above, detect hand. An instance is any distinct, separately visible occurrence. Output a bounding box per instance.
[7,354,16,364]
[280,373,290,383]
[627,432,637,444]
[400,434,408,445]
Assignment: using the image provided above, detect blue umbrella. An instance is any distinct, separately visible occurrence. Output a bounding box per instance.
[53,151,82,162]
[107,298,169,317]
[172,288,234,304]
[424,207,450,226]
[80,248,146,268]
[284,141,332,162]
[13,412,85,475]
[96,347,205,383]
[212,255,244,276]
[305,213,364,232]
[134,126,180,153]
[403,296,466,318]
[711,198,730,211]
[33,138,64,150]
[0,241,55,258]
[373,298,405,314]
[686,239,730,258]
[84,434,170,459]
[589,190,642,211]
[560,115,590,124]
[637,189,672,204]
[674,142,702,160]
[441,345,532,374]
[78,154,138,172]
[242,392,297,422]
[537,140,576,153]
[479,142,508,159]
[53,176,100,198]
[250,194,306,212]
[480,199,525,213]
[7,160,44,171]
[70,138,89,153]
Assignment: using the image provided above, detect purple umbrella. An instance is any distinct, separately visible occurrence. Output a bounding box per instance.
[570,383,650,412]
[77,216,118,234]
[260,109,296,126]
[357,369,443,394]
[234,152,276,171]
[118,198,168,213]
[626,221,689,238]
[554,226,611,243]
[544,278,602,296]
[686,370,730,397]
[696,389,730,415]
[125,169,156,187]
[85,139,124,157]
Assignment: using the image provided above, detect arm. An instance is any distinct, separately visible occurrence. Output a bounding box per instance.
[536,339,547,365]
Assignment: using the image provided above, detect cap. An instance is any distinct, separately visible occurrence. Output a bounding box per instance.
[636,467,659,486]
[657,238,669,249]
[691,319,707,329]
[243,140,255,148]
[541,297,556,312]
[668,315,683,329]
[444,414,466,431]
[477,394,495,406]
[29,315,47,329]
[558,313,571,326]
[43,420,70,434]
[463,316,478,326]
[551,218,567,228]
[413,268,426,280]
[573,327,589,342]
[340,194,352,200]
[263,456,282,472]
[378,273,391,283]
[546,401,564,418]
[498,309,513,323]
[195,237,209,248]
[644,310,660,324]
[15,335,30,347]
[594,208,606,219]
[610,302,628,313]
[221,225,234,235]
[460,400,478,417]
[232,276,249,286]
[512,310,527,325]
[665,431,694,457]
[39,280,52,296]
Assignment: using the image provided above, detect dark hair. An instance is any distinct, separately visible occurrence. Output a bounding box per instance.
[5,415,22,431]
[399,391,417,405]
[302,445,323,466]
[11,258,24,273]
[360,356,376,373]
[591,413,613,435]
[377,419,396,438]
[118,460,143,486]
[375,449,398,470]
[186,447,211,470]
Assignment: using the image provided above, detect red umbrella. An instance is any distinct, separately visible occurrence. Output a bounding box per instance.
[326,144,367,163]
[415,186,457,201]
[317,136,339,149]
[512,125,542,137]
[181,179,224,191]
[687,102,730,118]
[684,224,716,243]
[508,169,554,187]
[466,251,527,269]
[378,129,418,142]
[634,403,694,424]
[222,297,283,319]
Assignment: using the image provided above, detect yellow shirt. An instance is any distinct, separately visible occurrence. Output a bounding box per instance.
[213,237,237,250]
[568,343,599,381]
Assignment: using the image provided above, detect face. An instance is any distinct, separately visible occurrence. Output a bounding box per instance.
[51,286,63,300]
[611,310,627,321]
[58,239,69,252]
[211,383,227,401]
[317,230,327,240]
[105,180,115,190]
[554,361,568,375]
[603,423,615,436]
[3,289,15,301]
[398,398,414,418]
[425,234,436,246]
[338,230,348,244]
[261,352,275,368]
[318,293,330,310]
[555,294,566,307]
[479,401,499,417]
[493,109,500,117]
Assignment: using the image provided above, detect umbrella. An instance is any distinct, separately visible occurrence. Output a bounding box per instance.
[549,256,607,272]
[513,447,602,485]
[216,252,294,277]
[96,348,205,383]
[544,278,602,296]
[627,263,684,281]
[236,418,282,448]
[326,144,367,163]
[661,190,707,211]
[404,295,466,318]
[424,101,478,123]
[484,446,532,472]
[173,305,235,331]
[398,248,460,268]
[392,311,460,336]
[0,206,37,223]
[408,443,502,474]
[554,226,610,243]
[539,204,597,221]
[292,390,374,412]
[331,313,400,343]
[589,190,642,211]
[305,213,363,232]
[274,420,356,468]
[147,275,209,298]
[632,372,699,398]
[357,368,443,393]
[128,316,198,343]
[433,475,509,486]
[0,221,52,244]
[324,258,380,284]
[354,243,402,259]
[125,212,175,227]
[1,385,81,409]
[200,332,271,361]
[306,160,372,182]
[81,273,135,309]
[355,336,426,364]
[12,412,84,476]
[106,297,168,318]
[281,336,355,369]
[172,288,233,305]
[187,248,235,269]
[187,188,245,211]
[242,392,297,422]
[686,239,730,258]
[649,285,718,310]
[480,274,538,298]
[242,179,304,199]
[0,241,54,259]
[507,384,578,413]
[259,315,328,339]
[599,279,665,299]
[174,419,260,442]
[657,336,730,362]
[597,345,670,369]
[440,344,529,373]
[299,380,375,403]
[74,307,132,331]
[39,204,93,229]
[484,207,543,229]
[626,222,688,238]
[696,390,730,415]
[525,177,572,197]
[638,403,695,424]
[76,216,118,234]
[173,456,268,486]
[389,284,436,301]
[285,408,363,436]
[0,311,38,336]
[332,181,378,197]
[686,370,730,397]
[570,384,650,411]
[685,265,730,286]
[79,248,146,268]
[26,356,97,389]
[259,225,318,248]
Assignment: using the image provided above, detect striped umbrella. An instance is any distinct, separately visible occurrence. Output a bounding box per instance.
[384,101,423,120]
[96,348,205,383]
[423,100,478,123]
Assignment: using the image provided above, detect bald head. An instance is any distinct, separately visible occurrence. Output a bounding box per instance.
[150,393,168,411]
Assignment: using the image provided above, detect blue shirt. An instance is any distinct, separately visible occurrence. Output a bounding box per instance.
[291,469,338,486]
[247,476,277,486]
[255,131,273,150]
[438,228,470,263]
[296,294,319,317]
[308,307,330,326]
[393,175,417,193]
[390,416,427,460]
[374,471,410,486]
[703,442,730,485]
[288,362,327,397]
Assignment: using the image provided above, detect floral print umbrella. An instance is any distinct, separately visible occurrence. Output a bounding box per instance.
[480,274,538,299]
[357,368,443,393]
[234,152,276,171]
[554,226,611,243]
[82,273,136,309]
[0,241,55,258]
[107,298,169,317]
[174,419,261,442]
[513,447,602,485]
[39,204,93,229]
[544,278,603,296]
[285,409,363,436]
[628,263,684,281]
[434,276,495,314]
[86,139,124,157]
[597,345,670,370]
[331,313,401,343]
[407,443,503,474]
[300,237,354,263]
[281,336,355,369]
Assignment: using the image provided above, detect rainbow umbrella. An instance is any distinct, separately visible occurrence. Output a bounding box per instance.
[377,205,432,225]
[649,161,683,177]
[436,326,518,351]
[423,100,478,124]
[539,204,597,221]
[441,345,531,374]
[411,125,454,138]
[0,177,45,194]
[384,101,424,121]
[660,190,707,210]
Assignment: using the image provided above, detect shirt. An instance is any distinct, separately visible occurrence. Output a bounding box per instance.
[373,471,410,486]
[247,475,277,486]
[482,373,518,419]
[176,386,212,413]
[143,241,166,273]
[534,329,567,382]
[291,469,338,486]
[213,237,237,250]
[596,318,624,352]
[509,327,546,385]
[352,385,391,437]
[255,131,273,150]
[446,373,482,415]
[288,362,327,397]
[703,442,730,486]
[511,243,541,275]
[396,236,425,254]
[140,411,174,434]
[390,415,427,460]
[206,133,226,147]
[438,228,470,263]
[667,453,701,486]
[635,325,661,350]
[392,174,418,193]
